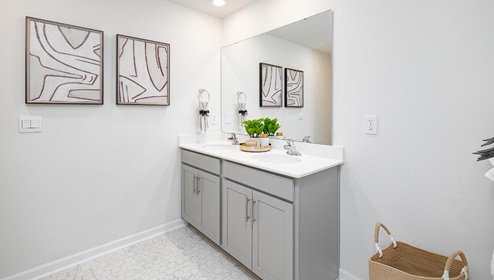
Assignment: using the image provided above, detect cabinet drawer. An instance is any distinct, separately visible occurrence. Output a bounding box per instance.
[181,149,221,175]
[223,161,294,202]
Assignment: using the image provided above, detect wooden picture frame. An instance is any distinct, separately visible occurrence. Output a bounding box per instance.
[117,34,170,106]
[259,62,282,107]
[284,68,304,107]
[25,17,104,104]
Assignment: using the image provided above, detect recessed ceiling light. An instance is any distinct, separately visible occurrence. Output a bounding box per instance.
[212,0,225,7]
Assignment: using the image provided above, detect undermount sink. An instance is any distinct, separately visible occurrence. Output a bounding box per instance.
[201,143,236,150]
[251,153,302,164]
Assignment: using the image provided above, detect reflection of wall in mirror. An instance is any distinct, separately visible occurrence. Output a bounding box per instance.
[222,34,331,144]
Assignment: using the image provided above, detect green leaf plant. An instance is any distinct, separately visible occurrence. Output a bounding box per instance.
[262,118,281,136]
[244,118,281,138]
[243,118,265,138]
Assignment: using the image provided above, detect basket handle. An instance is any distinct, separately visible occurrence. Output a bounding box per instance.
[374,223,397,258]
[442,250,469,280]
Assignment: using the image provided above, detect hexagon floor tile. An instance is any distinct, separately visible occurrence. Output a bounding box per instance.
[40,225,259,280]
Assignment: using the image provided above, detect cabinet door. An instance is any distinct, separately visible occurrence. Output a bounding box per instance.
[222,180,253,269]
[252,191,294,280]
[182,164,199,226]
[197,171,220,245]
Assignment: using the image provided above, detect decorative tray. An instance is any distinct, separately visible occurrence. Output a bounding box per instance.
[239,143,271,153]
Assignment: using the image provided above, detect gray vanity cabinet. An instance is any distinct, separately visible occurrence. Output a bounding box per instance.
[181,150,221,245]
[222,162,294,280]
[221,180,253,268]
[182,165,200,226]
[181,148,340,280]
[252,190,293,280]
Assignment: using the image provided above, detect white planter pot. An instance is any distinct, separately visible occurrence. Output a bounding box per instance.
[260,137,270,147]
[249,137,261,147]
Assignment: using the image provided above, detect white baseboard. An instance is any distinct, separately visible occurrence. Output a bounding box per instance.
[1,219,186,280]
[339,268,363,280]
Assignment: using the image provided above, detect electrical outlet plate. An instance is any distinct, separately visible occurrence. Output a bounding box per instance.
[364,115,378,135]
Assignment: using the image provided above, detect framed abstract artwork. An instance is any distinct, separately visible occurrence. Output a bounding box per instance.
[284,68,304,107]
[117,34,170,106]
[259,63,282,107]
[25,17,104,104]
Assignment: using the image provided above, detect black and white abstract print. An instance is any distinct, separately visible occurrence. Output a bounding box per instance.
[285,68,304,107]
[117,35,170,106]
[259,63,282,107]
[26,17,104,104]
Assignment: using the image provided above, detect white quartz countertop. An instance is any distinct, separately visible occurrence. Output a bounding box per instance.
[179,139,343,179]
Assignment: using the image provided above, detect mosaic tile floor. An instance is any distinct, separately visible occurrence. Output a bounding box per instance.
[41,225,258,280]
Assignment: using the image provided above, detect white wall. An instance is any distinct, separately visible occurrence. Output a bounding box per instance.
[224,0,494,279]
[313,51,332,144]
[334,1,494,279]
[0,0,221,278]
[221,33,331,144]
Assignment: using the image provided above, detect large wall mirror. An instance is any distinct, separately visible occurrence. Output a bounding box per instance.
[221,10,333,145]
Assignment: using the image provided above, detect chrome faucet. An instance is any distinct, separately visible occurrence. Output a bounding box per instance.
[284,139,301,156]
[302,136,311,143]
[227,133,239,145]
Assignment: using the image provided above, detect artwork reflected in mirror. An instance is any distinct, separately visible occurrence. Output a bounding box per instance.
[285,68,304,108]
[259,63,283,107]
[221,10,332,145]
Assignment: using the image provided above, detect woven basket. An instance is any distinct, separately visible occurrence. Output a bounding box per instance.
[369,223,469,280]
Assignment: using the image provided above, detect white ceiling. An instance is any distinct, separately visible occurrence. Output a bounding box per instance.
[167,0,332,54]
[166,0,258,18]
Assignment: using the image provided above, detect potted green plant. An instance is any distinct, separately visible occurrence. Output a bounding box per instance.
[263,117,281,136]
[243,118,264,141]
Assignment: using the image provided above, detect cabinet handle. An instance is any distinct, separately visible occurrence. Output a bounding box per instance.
[193,175,197,194]
[196,177,200,194]
[246,197,251,222]
[252,200,257,226]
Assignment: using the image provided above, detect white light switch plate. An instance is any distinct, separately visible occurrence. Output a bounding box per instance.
[224,113,231,124]
[364,115,378,135]
[19,116,42,133]
[211,114,218,125]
